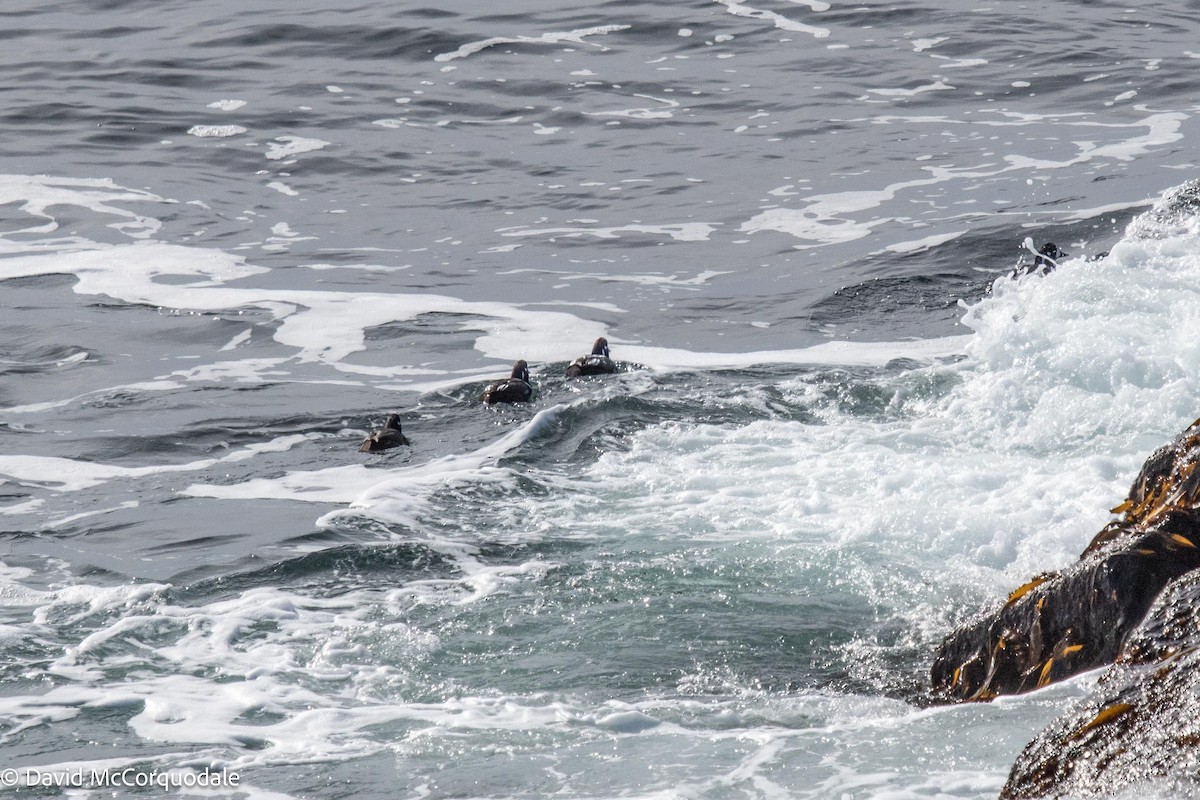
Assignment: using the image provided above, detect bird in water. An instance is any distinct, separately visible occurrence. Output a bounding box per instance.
[565,336,616,377]
[1013,241,1068,277]
[482,360,533,405]
[1033,242,1066,271]
[359,413,410,452]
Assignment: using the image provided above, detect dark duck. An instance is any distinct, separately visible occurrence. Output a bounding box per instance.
[565,337,616,377]
[482,360,533,405]
[1013,242,1067,277]
[359,413,410,452]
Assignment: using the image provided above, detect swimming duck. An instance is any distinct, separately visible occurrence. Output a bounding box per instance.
[482,360,533,405]
[1014,242,1068,277]
[1033,242,1066,271]
[565,337,616,377]
[360,413,410,452]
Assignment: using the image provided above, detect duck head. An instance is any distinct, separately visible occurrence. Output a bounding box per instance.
[1034,242,1067,267]
[591,337,610,358]
[384,414,402,431]
[512,360,530,383]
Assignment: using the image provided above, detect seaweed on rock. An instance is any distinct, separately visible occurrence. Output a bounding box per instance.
[931,419,1200,702]
[1000,571,1200,798]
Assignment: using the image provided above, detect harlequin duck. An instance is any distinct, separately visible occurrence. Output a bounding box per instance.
[359,413,410,452]
[1033,242,1066,271]
[482,360,533,405]
[565,337,616,377]
[1014,242,1068,277]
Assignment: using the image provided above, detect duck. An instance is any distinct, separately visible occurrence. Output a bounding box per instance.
[482,360,533,405]
[360,413,410,452]
[565,337,617,377]
[1033,242,1067,271]
[1013,242,1068,277]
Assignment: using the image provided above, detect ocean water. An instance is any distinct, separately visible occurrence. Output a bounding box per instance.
[2,0,1200,797]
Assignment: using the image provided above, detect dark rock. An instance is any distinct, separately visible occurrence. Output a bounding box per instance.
[931,419,1200,702]
[1001,571,1200,798]
[1120,569,1200,665]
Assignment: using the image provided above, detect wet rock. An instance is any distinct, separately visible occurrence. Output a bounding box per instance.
[1000,571,1200,798]
[931,418,1200,702]
[1120,569,1200,665]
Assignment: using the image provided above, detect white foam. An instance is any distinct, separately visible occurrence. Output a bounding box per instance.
[713,0,830,37]
[219,329,253,351]
[882,230,966,254]
[371,118,416,129]
[593,709,661,733]
[433,25,631,62]
[933,55,989,68]
[0,173,1096,419]
[46,501,138,529]
[0,380,183,415]
[187,125,248,138]
[499,222,718,242]
[166,357,298,385]
[184,463,374,505]
[743,112,1185,247]
[584,94,680,120]
[954,240,1200,462]
[267,180,299,196]
[868,80,955,97]
[0,351,87,370]
[0,435,316,492]
[1005,111,1185,167]
[497,267,732,288]
[268,222,311,241]
[784,0,830,10]
[0,497,44,516]
[619,335,970,370]
[0,174,164,242]
[741,198,891,246]
[265,136,329,160]
[0,236,597,378]
[911,37,948,52]
[207,99,247,111]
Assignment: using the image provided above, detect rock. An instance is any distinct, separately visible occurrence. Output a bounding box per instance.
[931,419,1200,702]
[1000,571,1200,798]
[1120,569,1200,665]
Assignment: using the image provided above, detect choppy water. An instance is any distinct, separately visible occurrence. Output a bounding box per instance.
[2,1,1200,797]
